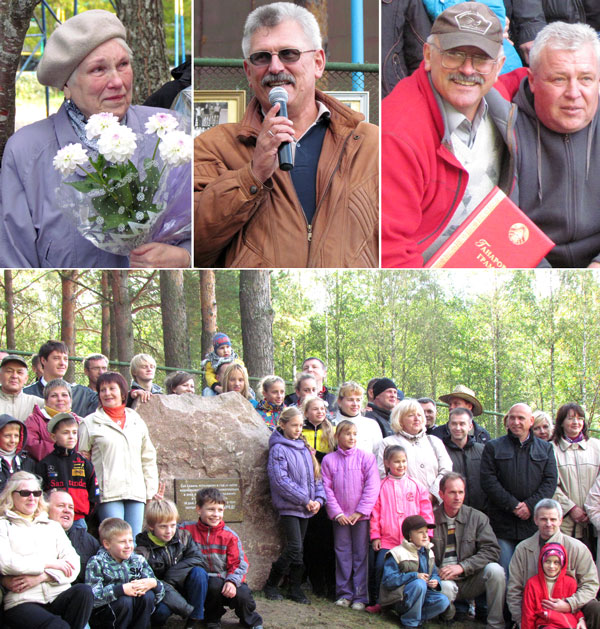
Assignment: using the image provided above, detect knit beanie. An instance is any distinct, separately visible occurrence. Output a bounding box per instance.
[213,333,231,350]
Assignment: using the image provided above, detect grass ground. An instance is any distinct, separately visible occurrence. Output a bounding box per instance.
[165,590,488,628]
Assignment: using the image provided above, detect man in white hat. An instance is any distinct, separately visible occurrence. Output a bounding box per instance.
[432,384,491,444]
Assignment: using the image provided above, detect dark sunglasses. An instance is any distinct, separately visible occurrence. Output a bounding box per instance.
[247,48,317,66]
[13,489,42,497]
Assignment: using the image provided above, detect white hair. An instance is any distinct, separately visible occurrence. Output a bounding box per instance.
[242,2,322,58]
[529,22,600,74]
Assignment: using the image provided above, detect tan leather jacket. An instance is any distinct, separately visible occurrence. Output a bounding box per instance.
[194,90,379,268]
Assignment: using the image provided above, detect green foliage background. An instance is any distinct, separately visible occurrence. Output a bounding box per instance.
[22,0,190,65]
[3,269,600,437]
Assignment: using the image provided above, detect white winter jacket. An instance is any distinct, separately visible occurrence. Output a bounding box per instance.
[0,510,80,610]
[79,407,158,503]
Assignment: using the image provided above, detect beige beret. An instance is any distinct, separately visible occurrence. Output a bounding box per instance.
[37,10,127,89]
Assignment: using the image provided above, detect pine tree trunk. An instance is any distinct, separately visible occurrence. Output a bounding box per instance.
[200,270,217,360]
[101,271,111,359]
[109,270,134,380]
[61,271,78,382]
[4,271,15,349]
[239,270,274,379]
[0,0,40,161]
[115,0,171,103]
[160,270,190,368]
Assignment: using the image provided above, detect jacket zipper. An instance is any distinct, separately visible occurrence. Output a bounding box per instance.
[304,130,355,249]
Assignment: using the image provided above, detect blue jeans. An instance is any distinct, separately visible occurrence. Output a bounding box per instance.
[374,547,391,602]
[395,579,450,627]
[152,567,209,625]
[97,500,145,539]
[497,538,518,578]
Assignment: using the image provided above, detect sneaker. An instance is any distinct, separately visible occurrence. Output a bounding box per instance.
[366,604,382,614]
[335,598,351,607]
[351,602,366,611]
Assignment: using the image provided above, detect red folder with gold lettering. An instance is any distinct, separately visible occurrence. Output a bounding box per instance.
[424,187,555,268]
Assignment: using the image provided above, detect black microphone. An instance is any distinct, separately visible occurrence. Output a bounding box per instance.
[268,86,293,171]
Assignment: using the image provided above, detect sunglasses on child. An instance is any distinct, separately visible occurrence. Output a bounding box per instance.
[247,48,318,66]
[13,489,42,497]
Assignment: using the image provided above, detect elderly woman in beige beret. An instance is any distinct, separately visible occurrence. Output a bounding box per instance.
[0,10,190,269]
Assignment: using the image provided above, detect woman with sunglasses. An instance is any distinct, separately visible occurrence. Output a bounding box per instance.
[0,471,93,628]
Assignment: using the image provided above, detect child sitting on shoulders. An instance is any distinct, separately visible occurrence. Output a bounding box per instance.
[321,420,380,611]
[183,488,263,629]
[202,333,244,395]
[369,444,433,612]
[86,517,164,629]
[522,543,585,629]
[37,412,99,529]
[256,376,287,429]
[380,515,451,627]
[135,499,208,628]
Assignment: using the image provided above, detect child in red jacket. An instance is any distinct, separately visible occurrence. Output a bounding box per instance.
[183,487,263,629]
[522,543,585,629]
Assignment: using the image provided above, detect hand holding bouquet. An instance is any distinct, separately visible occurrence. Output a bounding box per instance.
[53,112,191,255]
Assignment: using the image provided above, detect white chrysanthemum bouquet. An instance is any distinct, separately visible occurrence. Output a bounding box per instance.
[53,112,191,255]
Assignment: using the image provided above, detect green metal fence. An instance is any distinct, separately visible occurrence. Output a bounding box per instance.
[194,58,380,126]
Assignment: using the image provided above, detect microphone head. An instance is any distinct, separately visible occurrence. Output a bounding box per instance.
[268,86,289,105]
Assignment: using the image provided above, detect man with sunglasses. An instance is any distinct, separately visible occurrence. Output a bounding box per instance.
[194,2,378,268]
[382,2,517,267]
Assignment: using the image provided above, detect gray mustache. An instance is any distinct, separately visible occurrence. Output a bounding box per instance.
[262,72,296,86]
[448,72,485,85]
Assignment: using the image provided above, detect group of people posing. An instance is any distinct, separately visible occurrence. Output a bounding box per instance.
[0,340,267,629]
[2,337,600,629]
[260,371,600,629]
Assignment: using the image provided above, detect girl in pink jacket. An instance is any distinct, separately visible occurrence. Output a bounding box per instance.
[368,444,433,612]
[321,420,380,611]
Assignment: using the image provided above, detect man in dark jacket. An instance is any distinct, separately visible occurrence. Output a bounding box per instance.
[47,490,100,583]
[284,357,336,410]
[480,402,557,573]
[365,378,401,438]
[419,397,438,434]
[512,21,600,268]
[433,473,505,629]
[441,408,486,513]
[381,0,431,97]
[506,0,599,63]
[23,340,98,417]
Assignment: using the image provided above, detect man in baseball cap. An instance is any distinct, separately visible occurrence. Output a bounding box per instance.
[0,355,43,421]
[382,2,517,267]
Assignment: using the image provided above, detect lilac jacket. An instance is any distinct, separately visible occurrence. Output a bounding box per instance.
[321,446,380,521]
[0,103,191,268]
[267,428,326,518]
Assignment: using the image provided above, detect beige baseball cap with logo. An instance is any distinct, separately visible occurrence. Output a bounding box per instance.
[431,2,503,58]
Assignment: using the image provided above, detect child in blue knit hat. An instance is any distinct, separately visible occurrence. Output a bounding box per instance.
[201,333,245,395]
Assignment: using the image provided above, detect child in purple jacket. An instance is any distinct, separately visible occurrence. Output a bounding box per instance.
[321,420,380,610]
[264,406,325,605]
